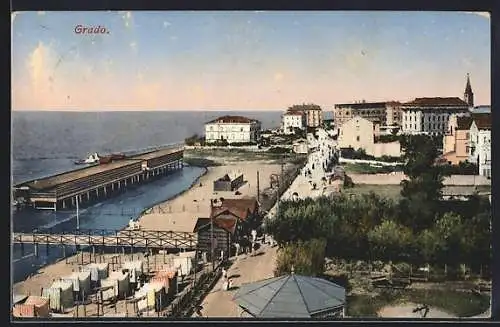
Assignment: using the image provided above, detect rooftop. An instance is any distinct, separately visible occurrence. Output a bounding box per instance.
[472,113,491,130]
[284,112,305,116]
[206,115,259,124]
[456,116,473,130]
[233,274,346,318]
[472,105,491,114]
[19,146,183,190]
[335,101,392,109]
[210,197,259,221]
[402,97,469,108]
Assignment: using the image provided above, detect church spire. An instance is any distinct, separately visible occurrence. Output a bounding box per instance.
[464,73,474,107]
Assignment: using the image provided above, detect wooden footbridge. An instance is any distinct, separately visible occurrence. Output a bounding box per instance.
[12,228,198,251]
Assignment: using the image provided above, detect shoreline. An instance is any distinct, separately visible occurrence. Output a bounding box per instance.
[12,164,208,285]
[12,158,287,297]
[135,164,209,219]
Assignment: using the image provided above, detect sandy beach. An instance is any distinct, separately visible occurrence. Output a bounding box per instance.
[136,160,286,232]
[12,158,288,306]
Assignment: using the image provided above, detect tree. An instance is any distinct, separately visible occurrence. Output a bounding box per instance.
[399,135,450,230]
[367,219,413,261]
[265,197,336,245]
[462,211,491,266]
[434,212,466,265]
[184,134,200,146]
[416,229,444,264]
[274,238,327,277]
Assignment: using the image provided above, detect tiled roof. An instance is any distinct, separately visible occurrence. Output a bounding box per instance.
[335,102,388,109]
[288,106,322,111]
[210,198,258,222]
[193,217,211,232]
[193,216,238,234]
[456,116,473,130]
[214,216,238,234]
[206,115,258,124]
[403,97,469,107]
[472,113,491,130]
[284,112,305,116]
[222,198,258,214]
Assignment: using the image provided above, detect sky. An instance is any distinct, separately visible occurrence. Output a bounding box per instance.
[11,11,490,111]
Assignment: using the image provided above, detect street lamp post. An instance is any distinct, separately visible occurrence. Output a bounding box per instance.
[76,195,80,230]
[210,199,215,272]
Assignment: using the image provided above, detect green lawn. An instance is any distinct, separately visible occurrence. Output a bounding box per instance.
[343,163,404,174]
[344,184,403,200]
[185,148,307,164]
[346,289,490,318]
[342,183,489,202]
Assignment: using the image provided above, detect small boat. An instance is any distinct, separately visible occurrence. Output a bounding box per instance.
[99,153,126,165]
[75,153,100,165]
[99,156,112,164]
[110,153,126,160]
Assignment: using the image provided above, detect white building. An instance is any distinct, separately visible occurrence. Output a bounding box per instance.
[401,97,470,136]
[282,112,306,134]
[468,113,491,178]
[204,115,262,144]
[338,116,375,153]
[287,105,323,128]
[305,107,323,128]
[338,116,401,157]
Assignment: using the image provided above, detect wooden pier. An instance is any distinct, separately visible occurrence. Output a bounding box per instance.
[12,228,198,252]
[13,145,185,211]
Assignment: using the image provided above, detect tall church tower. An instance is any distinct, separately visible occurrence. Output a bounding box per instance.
[464,73,474,108]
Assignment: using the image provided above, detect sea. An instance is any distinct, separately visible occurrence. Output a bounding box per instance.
[11,110,283,283]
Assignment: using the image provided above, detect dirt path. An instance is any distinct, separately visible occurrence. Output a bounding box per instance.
[196,244,278,317]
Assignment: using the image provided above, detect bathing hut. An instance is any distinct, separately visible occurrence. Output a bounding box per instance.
[122,260,144,284]
[213,171,244,192]
[42,280,74,313]
[135,282,166,313]
[101,271,130,301]
[178,250,196,258]
[82,263,109,284]
[13,296,50,318]
[151,268,178,297]
[173,256,193,277]
[61,271,91,297]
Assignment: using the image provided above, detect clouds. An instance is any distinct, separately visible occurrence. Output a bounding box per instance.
[27,42,52,100]
[14,41,121,110]
[120,11,133,28]
[129,41,137,52]
[11,11,491,110]
[466,12,490,19]
[273,72,284,82]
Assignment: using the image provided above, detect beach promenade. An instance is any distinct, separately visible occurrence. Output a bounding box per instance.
[197,130,339,317]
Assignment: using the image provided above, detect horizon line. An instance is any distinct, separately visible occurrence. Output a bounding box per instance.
[11,108,290,112]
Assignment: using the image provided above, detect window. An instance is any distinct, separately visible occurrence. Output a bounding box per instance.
[466,132,470,139]
[240,127,244,132]
[356,136,360,141]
